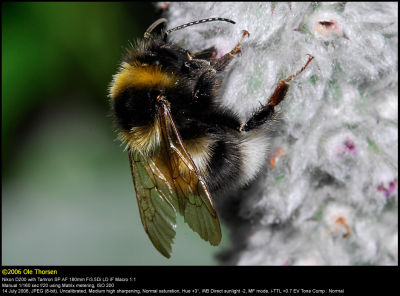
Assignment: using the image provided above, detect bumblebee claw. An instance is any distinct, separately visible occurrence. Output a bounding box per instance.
[242,30,250,38]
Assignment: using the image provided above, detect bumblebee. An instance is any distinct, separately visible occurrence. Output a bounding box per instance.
[109,17,313,258]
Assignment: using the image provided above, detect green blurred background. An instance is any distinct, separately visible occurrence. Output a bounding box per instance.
[2,2,229,265]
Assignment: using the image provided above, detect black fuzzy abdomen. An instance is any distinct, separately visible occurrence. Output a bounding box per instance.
[207,132,242,194]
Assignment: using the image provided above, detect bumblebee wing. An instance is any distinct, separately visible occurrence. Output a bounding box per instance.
[129,149,177,258]
[158,101,222,246]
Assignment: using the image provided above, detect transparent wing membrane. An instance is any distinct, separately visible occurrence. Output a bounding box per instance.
[128,102,221,258]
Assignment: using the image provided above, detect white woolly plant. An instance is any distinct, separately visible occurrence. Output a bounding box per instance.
[159,2,398,265]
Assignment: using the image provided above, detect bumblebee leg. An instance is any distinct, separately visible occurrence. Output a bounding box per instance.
[192,47,217,60]
[240,55,314,132]
[214,30,250,72]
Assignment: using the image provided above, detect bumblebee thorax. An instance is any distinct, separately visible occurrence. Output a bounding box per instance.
[110,61,177,99]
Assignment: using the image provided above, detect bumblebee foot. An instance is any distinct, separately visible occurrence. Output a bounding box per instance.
[229,30,250,56]
[281,54,314,84]
[214,29,250,72]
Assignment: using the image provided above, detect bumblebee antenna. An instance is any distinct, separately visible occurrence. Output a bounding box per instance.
[144,18,168,39]
[165,17,235,37]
